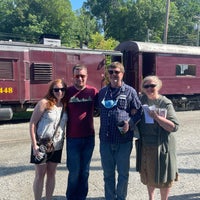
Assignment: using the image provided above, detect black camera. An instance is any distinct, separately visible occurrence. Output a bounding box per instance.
[34,145,47,164]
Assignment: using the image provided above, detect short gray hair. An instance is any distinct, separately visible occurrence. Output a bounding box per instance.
[141,75,162,91]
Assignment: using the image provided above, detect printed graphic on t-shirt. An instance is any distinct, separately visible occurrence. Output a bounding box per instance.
[69,96,92,103]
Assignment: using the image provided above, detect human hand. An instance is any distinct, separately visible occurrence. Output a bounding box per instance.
[148,110,159,120]
[33,145,40,156]
[117,120,129,134]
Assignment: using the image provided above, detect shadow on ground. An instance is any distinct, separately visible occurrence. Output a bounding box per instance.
[169,193,200,200]
[42,196,105,200]
[45,193,200,200]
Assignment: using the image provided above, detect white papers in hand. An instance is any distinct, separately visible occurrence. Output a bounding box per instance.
[142,104,154,124]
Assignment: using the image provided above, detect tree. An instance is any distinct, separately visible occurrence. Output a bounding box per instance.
[72,8,99,48]
[0,0,76,45]
[88,32,119,50]
[83,0,169,42]
[83,0,200,45]
[168,0,200,45]
[83,0,124,36]
[0,0,200,46]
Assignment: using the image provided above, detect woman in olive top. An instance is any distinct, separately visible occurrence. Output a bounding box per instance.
[137,75,179,200]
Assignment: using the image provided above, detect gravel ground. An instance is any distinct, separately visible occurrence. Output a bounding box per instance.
[0,111,200,200]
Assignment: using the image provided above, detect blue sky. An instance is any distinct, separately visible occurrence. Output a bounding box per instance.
[70,0,85,11]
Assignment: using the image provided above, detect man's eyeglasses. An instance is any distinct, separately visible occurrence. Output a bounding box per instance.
[143,84,157,89]
[53,88,65,92]
[74,74,86,79]
[108,70,121,75]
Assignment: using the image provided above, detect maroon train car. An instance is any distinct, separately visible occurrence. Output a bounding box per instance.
[1,40,200,120]
[0,41,122,119]
[115,41,200,110]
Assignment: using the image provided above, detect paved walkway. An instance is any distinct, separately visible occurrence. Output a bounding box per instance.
[0,111,199,199]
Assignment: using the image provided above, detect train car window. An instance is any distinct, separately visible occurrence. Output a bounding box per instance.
[0,60,13,79]
[30,63,52,82]
[67,54,80,62]
[176,64,196,76]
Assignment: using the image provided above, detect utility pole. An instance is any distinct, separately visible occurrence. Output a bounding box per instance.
[163,0,170,44]
[196,23,200,46]
[147,29,152,42]
[197,24,200,46]
[194,15,200,46]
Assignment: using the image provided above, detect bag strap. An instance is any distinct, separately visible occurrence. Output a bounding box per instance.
[52,107,64,139]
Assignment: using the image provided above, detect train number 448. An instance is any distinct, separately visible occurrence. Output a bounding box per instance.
[0,87,13,93]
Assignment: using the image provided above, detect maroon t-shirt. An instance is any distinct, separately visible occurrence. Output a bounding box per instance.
[66,85,98,138]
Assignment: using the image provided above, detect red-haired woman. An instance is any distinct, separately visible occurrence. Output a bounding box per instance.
[30,79,67,200]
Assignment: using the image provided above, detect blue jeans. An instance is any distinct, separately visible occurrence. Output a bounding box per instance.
[100,141,133,200]
[66,136,95,200]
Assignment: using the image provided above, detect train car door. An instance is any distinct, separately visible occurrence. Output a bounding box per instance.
[53,51,68,85]
[122,51,140,91]
[142,53,156,77]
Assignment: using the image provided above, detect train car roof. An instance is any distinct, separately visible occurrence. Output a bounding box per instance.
[0,40,122,56]
[115,41,200,56]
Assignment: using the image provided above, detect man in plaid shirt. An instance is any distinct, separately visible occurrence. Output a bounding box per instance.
[98,62,142,200]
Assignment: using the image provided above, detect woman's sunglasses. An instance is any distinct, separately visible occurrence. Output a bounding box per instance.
[53,88,65,92]
[143,84,157,89]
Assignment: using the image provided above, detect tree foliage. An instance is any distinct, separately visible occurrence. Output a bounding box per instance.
[88,32,119,50]
[84,0,200,45]
[0,0,200,47]
[0,0,75,45]
[71,8,99,48]
[168,0,200,45]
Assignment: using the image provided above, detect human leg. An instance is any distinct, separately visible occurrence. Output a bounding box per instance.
[160,187,170,200]
[77,136,95,200]
[100,142,116,200]
[45,162,58,200]
[66,138,82,200]
[147,185,155,200]
[33,164,47,200]
[116,141,133,200]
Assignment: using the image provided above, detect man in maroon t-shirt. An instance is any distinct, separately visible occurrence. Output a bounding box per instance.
[65,64,98,200]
